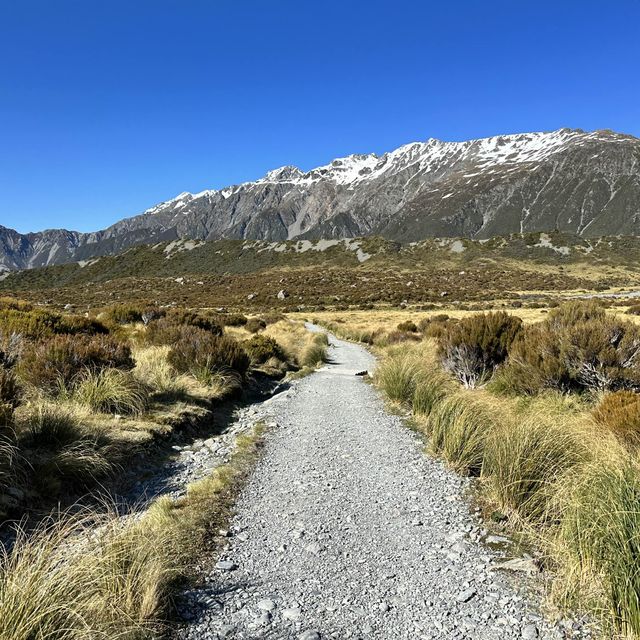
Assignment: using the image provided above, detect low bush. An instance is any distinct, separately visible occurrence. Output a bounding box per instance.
[0,308,109,340]
[17,334,134,393]
[218,313,248,327]
[100,303,154,325]
[245,318,267,334]
[382,330,422,346]
[438,312,522,388]
[592,390,640,445]
[261,312,286,325]
[243,335,286,365]
[165,308,222,334]
[626,303,640,316]
[168,327,250,381]
[145,312,222,346]
[502,303,640,394]
[0,297,33,312]
[73,369,150,416]
[397,320,418,333]
[420,316,455,340]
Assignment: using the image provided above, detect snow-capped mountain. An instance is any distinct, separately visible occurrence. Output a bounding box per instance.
[2,128,640,270]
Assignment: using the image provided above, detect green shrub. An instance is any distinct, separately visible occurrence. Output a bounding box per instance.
[17,334,134,393]
[100,303,148,325]
[503,304,640,394]
[145,312,222,346]
[73,369,150,416]
[397,320,418,333]
[218,313,248,327]
[245,318,267,334]
[438,312,522,388]
[0,297,33,312]
[419,316,455,339]
[547,299,606,328]
[0,308,108,340]
[165,309,222,334]
[592,391,640,445]
[168,327,249,379]
[243,335,286,365]
[261,312,286,325]
[381,330,421,346]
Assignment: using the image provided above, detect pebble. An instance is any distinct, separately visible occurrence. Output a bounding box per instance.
[174,331,588,640]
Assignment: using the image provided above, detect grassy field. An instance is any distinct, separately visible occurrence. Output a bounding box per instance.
[3,233,640,311]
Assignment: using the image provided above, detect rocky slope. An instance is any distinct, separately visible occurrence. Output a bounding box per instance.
[3,128,639,270]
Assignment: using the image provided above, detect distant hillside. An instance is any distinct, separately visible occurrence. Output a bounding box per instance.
[2,233,640,310]
[2,128,640,271]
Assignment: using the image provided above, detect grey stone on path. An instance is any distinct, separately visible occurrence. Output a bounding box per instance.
[175,327,577,639]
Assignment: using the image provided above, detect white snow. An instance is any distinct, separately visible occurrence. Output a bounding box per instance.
[532,233,571,256]
[163,238,204,258]
[137,128,611,221]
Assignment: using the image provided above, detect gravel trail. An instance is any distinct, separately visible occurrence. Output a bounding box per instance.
[176,330,577,640]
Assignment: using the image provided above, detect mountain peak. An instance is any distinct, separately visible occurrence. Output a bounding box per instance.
[1,128,639,271]
[261,166,305,182]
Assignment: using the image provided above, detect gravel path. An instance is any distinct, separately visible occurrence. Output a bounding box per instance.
[176,330,582,640]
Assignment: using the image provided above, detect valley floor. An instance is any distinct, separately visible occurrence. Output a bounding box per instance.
[174,330,575,640]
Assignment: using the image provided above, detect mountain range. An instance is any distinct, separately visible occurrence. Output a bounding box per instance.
[2,127,639,271]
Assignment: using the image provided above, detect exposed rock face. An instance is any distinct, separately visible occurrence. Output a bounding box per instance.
[2,128,640,270]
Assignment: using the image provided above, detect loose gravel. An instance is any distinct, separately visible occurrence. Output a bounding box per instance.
[175,330,589,640]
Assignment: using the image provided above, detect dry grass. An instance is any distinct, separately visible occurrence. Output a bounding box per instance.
[0,423,265,639]
[373,333,640,636]
[226,318,328,372]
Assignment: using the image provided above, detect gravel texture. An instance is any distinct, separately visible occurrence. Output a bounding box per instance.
[175,330,589,640]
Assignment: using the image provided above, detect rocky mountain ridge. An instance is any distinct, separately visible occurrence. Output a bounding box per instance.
[2,128,639,270]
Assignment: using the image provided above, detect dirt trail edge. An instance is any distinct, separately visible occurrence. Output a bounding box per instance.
[175,327,569,640]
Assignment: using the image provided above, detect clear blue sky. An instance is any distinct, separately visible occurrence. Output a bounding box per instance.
[2,0,639,234]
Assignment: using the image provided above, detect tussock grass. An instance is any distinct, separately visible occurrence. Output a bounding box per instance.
[133,345,190,397]
[24,401,87,447]
[375,347,424,405]
[482,411,588,522]
[0,423,265,639]
[427,391,498,475]
[553,446,640,636]
[72,369,150,416]
[0,509,172,639]
[374,335,640,635]
[301,333,329,367]
[412,369,454,417]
